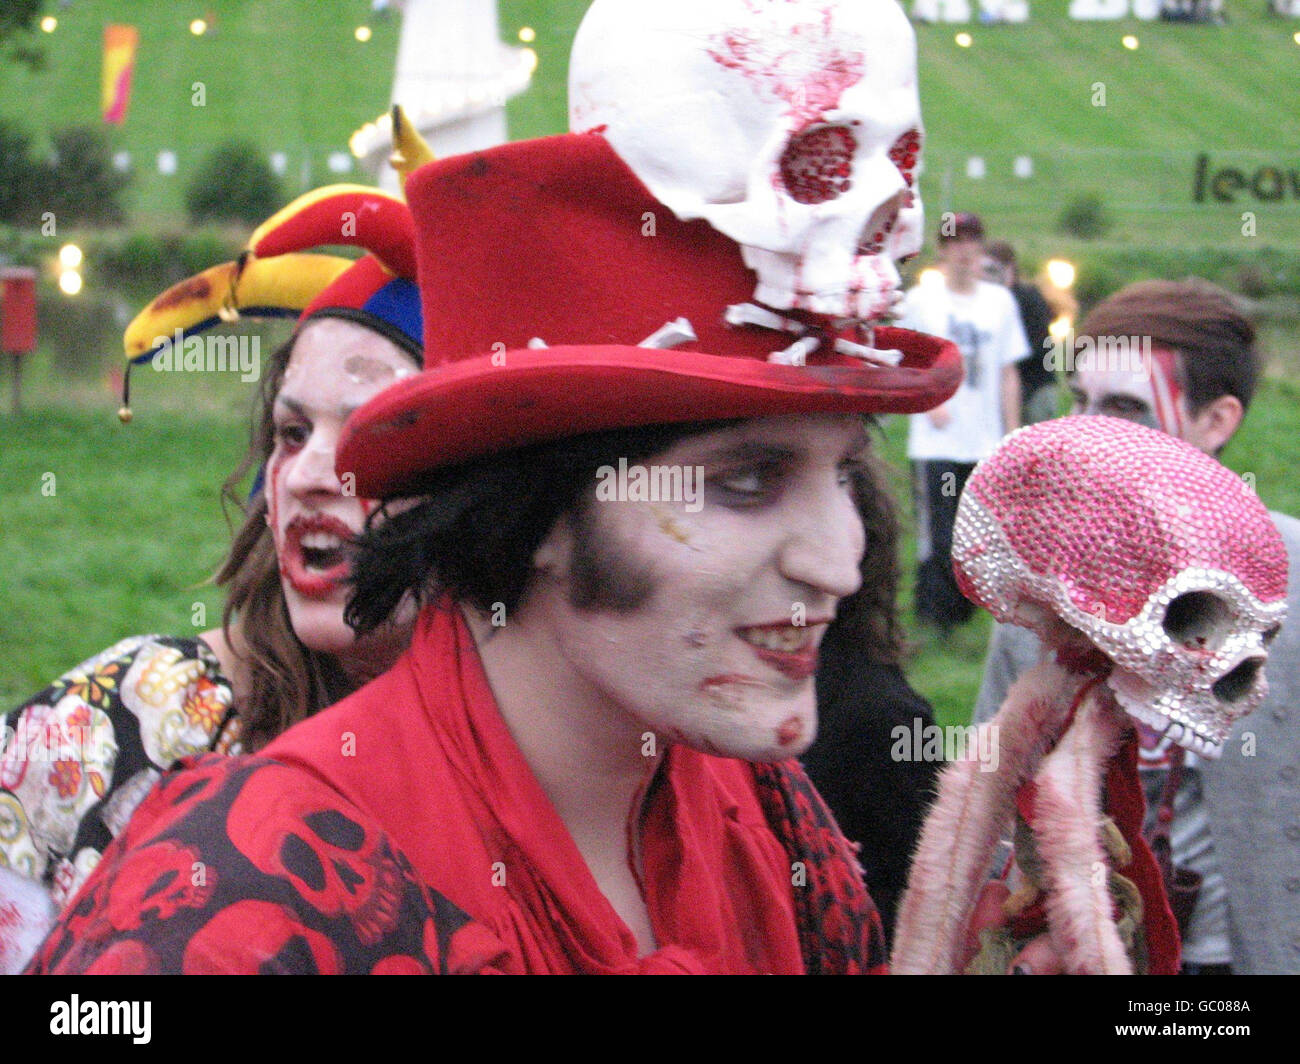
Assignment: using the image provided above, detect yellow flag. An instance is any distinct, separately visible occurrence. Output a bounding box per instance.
[102,25,138,125]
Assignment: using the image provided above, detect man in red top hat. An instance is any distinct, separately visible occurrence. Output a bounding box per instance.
[28,1,966,974]
[26,128,961,976]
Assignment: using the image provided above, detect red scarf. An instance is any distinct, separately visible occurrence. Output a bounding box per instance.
[269,602,877,973]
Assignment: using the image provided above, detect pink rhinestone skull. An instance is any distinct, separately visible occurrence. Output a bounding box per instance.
[954,416,1288,757]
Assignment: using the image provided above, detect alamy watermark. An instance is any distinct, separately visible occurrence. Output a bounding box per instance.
[0,717,113,766]
[50,996,150,1044]
[1042,330,1153,378]
[150,329,260,382]
[891,717,1000,773]
[594,458,704,513]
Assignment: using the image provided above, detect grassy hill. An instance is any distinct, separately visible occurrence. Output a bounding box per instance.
[6,0,1298,256]
[0,0,401,225]
[912,7,1300,266]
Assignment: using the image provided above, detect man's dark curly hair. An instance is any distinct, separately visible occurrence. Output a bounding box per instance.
[346,417,905,666]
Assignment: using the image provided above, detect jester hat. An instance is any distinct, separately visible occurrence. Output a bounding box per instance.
[121,109,432,419]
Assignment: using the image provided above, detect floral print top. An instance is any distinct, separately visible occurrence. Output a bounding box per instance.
[0,635,239,909]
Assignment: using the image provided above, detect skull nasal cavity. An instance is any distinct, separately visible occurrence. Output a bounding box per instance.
[1161,590,1234,653]
[780,125,857,205]
[1213,657,1262,703]
[282,833,327,891]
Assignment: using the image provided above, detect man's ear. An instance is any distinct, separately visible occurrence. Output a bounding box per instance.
[1186,393,1244,456]
[532,514,574,576]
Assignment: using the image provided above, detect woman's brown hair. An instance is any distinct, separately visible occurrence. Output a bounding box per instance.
[213,336,353,751]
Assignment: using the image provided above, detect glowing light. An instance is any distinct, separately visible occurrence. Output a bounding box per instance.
[59,270,83,296]
[518,26,536,43]
[58,244,83,269]
[955,32,973,48]
[1049,316,1073,340]
[40,16,57,33]
[919,268,945,287]
[1293,31,1300,45]
[1046,259,1077,289]
[523,47,539,74]
[190,19,207,36]
[355,25,372,42]
[1122,35,1139,50]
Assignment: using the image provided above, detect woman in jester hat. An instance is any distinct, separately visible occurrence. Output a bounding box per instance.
[0,115,435,972]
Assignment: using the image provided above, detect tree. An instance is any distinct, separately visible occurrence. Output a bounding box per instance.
[184,141,283,226]
[45,126,131,226]
[1,1,48,71]
[0,118,41,223]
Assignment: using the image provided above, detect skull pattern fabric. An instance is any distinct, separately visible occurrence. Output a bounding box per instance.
[953,415,1288,756]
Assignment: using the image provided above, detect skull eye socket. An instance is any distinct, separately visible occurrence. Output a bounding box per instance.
[857,189,909,256]
[888,128,922,188]
[1161,590,1234,653]
[779,124,857,205]
[1213,657,1263,704]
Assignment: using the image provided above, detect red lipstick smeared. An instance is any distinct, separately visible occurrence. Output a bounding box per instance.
[279,514,355,598]
[738,621,828,682]
[749,643,820,681]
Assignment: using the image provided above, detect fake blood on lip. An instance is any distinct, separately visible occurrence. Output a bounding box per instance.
[748,643,820,681]
[736,620,828,681]
[280,515,354,598]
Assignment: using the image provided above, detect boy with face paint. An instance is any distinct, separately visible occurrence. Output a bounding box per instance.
[974,278,1300,974]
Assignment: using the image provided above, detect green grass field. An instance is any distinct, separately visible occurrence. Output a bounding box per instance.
[8,1,1300,250]
[4,1,1300,725]
[0,0,402,225]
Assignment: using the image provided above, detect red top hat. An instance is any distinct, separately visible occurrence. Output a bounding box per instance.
[338,132,961,498]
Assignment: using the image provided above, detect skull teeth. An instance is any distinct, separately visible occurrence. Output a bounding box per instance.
[1113,691,1223,760]
[740,627,813,653]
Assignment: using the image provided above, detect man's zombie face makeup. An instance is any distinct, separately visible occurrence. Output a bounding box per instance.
[1068,342,1185,438]
[266,317,418,659]
[530,414,869,763]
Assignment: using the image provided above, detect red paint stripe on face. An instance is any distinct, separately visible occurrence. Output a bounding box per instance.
[1148,345,1184,438]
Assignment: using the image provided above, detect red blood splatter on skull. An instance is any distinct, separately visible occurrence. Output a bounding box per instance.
[706,15,867,128]
[780,125,857,204]
[889,129,921,189]
[569,0,925,321]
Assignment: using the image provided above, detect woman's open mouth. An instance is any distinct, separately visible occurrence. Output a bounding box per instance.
[281,515,355,598]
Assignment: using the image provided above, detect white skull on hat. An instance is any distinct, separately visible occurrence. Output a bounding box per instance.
[569,0,924,323]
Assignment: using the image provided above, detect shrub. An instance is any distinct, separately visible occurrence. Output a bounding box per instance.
[44,126,131,226]
[0,119,42,224]
[0,122,131,228]
[1056,194,1112,240]
[184,141,282,226]
[96,231,244,295]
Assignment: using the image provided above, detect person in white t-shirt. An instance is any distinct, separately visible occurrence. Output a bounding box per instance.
[899,212,1030,629]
